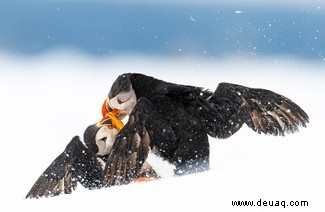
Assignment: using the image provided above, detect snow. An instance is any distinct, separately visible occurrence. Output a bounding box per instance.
[0,52,324,211]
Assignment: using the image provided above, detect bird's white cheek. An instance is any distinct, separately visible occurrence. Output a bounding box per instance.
[105,128,118,151]
[109,88,137,115]
[109,97,121,110]
[110,97,136,115]
[96,127,118,156]
[96,140,108,155]
[122,99,136,115]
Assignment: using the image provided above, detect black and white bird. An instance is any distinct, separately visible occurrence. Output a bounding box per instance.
[26,117,159,199]
[25,123,116,198]
[101,73,309,185]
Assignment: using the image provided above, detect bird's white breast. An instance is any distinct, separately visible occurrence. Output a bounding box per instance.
[146,150,176,178]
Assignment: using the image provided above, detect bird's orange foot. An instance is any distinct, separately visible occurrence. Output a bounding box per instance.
[132,177,160,183]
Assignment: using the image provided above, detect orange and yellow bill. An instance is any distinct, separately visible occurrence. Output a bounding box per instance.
[98,111,124,131]
[98,98,126,131]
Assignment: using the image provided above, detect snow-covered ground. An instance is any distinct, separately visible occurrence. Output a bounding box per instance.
[0,52,324,211]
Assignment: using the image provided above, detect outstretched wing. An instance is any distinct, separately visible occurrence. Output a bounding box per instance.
[102,97,176,187]
[207,83,309,138]
[26,137,78,198]
[26,136,103,199]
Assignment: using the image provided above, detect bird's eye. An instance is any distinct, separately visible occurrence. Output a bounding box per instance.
[99,137,107,143]
[117,99,123,104]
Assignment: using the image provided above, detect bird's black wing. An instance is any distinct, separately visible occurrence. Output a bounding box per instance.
[207,83,309,138]
[26,136,104,199]
[102,97,176,187]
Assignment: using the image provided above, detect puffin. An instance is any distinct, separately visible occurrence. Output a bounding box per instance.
[100,73,309,184]
[26,111,158,199]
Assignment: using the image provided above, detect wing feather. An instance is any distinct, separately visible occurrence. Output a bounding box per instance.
[26,136,103,199]
[25,151,76,199]
[208,83,309,138]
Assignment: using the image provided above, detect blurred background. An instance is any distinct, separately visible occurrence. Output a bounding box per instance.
[0,0,324,61]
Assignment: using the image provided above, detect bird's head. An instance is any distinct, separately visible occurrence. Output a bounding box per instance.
[105,74,137,115]
[84,112,124,156]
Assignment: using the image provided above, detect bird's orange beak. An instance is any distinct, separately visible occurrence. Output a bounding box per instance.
[98,99,126,131]
[98,111,124,131]
[101,98,112,117]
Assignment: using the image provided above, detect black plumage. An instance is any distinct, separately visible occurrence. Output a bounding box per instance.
[102,73,309,185]
[26,125,105,199]
[26,73,310,195]
[26,122,159,198]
